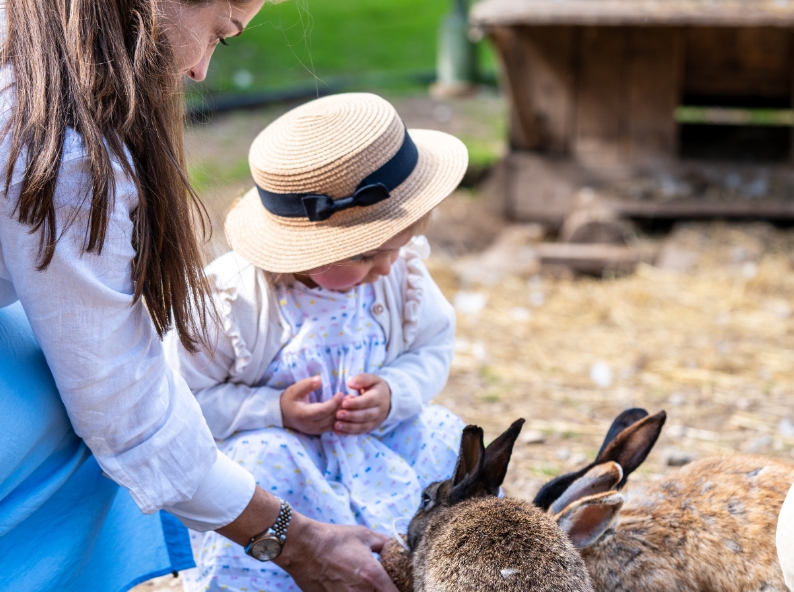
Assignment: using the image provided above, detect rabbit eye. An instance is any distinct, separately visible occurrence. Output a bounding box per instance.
[421,492,434,510]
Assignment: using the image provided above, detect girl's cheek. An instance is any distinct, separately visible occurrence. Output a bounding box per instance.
[309,264,369,290]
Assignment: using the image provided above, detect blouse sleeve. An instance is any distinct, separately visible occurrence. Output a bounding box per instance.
[377,257,456,427]
[163,251,286,441]
[0,130,255,531]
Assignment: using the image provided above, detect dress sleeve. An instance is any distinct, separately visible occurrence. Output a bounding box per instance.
[377,256,456,427]
[163,254,285,441]
[0,133,254,531]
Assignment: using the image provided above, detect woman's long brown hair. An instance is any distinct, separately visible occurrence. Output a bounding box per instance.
[1,0,222,353]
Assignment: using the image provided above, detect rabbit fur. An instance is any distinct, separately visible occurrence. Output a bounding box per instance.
[542,409,794,592]
[402,419,594,592]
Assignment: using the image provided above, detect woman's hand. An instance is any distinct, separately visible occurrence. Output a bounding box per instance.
[335,374,391,435]
[281,376,342,435]
[276,512,399,592]
[218,488,398,592]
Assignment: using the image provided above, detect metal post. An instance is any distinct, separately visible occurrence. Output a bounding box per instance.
[432,0,477,97]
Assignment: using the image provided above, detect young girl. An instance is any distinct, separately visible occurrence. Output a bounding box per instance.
[166,92,469,592]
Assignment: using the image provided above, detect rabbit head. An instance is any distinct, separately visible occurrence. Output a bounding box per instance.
[534,409,666,511]
[554,454,794,592]
[408,418,594,591]
[407,418,525,552]
[537,409,665,549]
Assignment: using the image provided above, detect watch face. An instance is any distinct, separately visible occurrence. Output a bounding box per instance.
[251,536,282,561]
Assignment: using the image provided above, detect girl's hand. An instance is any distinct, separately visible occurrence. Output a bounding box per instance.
[335,374,391,435]
[281,376,342,435]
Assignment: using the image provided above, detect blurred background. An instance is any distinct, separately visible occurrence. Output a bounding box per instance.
[190,0,497,98]
[138,1,794,587]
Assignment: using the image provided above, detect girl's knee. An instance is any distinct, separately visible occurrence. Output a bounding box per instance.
[419,404,464,429]
[221,427,318,463]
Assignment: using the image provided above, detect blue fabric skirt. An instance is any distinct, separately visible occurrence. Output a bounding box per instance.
[0,302,194,591]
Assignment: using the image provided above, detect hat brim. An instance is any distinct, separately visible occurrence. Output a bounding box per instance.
[224,129,468,273]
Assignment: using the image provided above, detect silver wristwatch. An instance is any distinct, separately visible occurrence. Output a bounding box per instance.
[244,498,293,562]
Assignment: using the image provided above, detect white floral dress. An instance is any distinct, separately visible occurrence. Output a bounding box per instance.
[182,280,463,592]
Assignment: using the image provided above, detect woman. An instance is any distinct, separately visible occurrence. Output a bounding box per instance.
[0,1,397,591]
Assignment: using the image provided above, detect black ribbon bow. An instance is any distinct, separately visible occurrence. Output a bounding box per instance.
[300,183,391,222]
[256,127,419,223]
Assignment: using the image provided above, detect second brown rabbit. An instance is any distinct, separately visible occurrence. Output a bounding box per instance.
[537,409,794,592]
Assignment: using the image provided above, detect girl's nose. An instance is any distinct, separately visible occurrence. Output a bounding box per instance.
[372,256,393,277]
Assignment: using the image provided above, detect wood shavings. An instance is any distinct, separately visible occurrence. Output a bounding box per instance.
[429,221,794,499]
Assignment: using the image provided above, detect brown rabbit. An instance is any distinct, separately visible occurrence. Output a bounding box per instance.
[396,419,594,592]
[541,409,794,592]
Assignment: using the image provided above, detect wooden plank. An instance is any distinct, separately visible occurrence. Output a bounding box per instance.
[504,153,794,224]
[627,28,684,162]
[489,26,541,150]
[574,27,630,166]
[683,27,792,100]
[610,199,794,218]
[534,242,658,275]
[471,0,794,28]
[515,26,578,154]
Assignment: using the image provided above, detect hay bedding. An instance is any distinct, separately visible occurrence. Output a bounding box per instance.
[426,217,794,499]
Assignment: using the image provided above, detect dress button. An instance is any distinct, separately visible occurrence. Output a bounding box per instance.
[372,304,385,315]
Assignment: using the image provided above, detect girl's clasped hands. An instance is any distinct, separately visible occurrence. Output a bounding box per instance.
[280,374,391,436]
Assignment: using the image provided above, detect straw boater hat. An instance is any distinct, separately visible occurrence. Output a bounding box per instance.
[224,93,468,273]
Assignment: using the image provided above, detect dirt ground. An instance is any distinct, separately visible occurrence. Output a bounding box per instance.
[133,93,794,591]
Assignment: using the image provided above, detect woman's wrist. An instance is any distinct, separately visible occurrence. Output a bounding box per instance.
[215,486,282,546]
[272,511,316,571]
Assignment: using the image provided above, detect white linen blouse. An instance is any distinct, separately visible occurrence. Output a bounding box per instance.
[0,64,255,531]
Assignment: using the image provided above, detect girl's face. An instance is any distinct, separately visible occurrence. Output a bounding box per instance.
[297,228,416,292]
[160,0,266,81]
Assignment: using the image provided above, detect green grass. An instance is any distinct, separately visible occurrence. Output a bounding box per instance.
[187,157,251,194]
[196,0,497,97]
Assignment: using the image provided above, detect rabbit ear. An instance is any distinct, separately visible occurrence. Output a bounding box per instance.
[449,425,485,501]
[480,418,525,496]
[596,410,666,487]
[533,408,651,510]
[549,461,623,515]
[596,408,649,459]
[555,492,624,549]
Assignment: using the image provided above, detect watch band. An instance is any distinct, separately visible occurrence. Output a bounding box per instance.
[270,498,292,543]
[244,498,293,559]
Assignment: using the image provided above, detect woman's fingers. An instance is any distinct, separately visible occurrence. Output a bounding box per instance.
[363,528,390,554]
